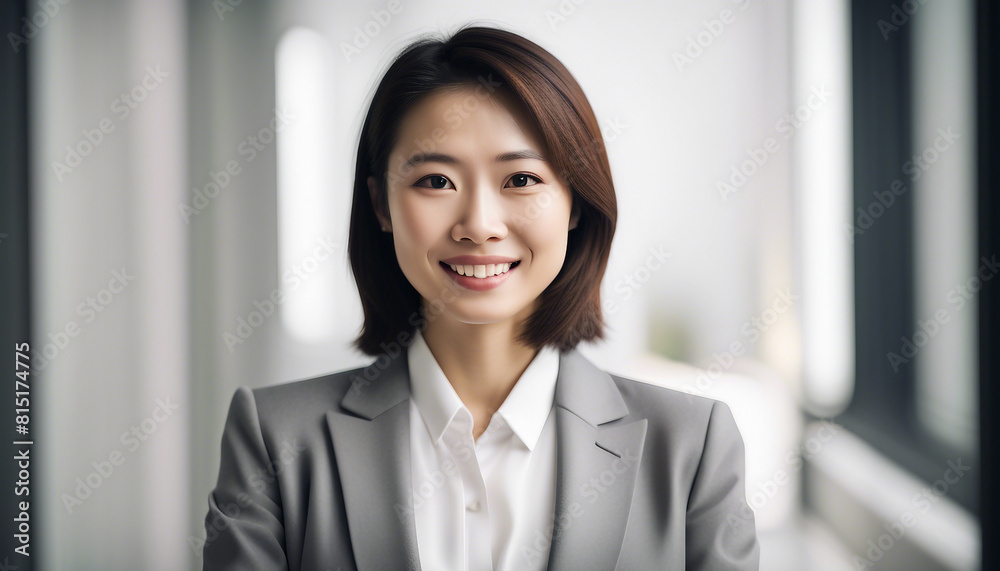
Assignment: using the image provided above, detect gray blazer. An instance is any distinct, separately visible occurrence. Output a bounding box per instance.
[202,344,760,570]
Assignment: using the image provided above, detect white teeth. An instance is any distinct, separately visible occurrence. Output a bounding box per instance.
[447,262,514,277]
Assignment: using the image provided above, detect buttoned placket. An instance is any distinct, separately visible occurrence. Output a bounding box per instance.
[442,408,508,571]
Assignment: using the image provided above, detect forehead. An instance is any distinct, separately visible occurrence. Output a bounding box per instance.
[391,85,546,159]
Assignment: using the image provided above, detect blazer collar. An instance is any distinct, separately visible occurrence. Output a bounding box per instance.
[407,327,561,451]
[326,341,648,570]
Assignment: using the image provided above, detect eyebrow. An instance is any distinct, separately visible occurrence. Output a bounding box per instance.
[402,149,546,169]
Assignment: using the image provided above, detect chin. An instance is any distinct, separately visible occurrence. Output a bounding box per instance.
[444,304,527,326]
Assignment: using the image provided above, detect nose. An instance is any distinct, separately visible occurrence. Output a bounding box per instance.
[451,178,508,244]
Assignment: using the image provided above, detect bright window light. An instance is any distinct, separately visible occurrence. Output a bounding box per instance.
[794,0,855,415]
[275,27,338,342]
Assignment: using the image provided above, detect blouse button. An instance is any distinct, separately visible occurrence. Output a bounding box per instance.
[466,500,481,512]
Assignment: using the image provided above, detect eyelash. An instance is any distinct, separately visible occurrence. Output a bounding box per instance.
[413,173,543,190]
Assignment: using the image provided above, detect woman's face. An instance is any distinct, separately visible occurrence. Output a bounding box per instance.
[369,85,579,327]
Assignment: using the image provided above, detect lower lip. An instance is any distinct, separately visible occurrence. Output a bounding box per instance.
[440,262,519,291]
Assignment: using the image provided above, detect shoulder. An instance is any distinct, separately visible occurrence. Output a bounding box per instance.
[223,364,369,447]
[251,366,360,417]
[606,369,746,460]
[609,371,733,428]
[608,370,761,566]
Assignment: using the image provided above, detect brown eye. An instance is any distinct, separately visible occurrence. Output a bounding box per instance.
[415,175,453,189]
[506,173,541,188]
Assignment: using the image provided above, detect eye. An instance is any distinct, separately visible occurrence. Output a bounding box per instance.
[505,173,542,188]
[414,175,454,190]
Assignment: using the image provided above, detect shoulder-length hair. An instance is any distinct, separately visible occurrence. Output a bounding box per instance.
[348,24,617,356]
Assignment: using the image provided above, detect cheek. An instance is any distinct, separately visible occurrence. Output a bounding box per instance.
[520,192,572,255]
[392,195,446,248]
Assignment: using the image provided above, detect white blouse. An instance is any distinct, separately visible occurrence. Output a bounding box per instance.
[407,328,561,571]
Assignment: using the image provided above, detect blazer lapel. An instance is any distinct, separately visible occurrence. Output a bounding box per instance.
[326,352,421,570]
[324,344,647,571]
[545,348,649,571]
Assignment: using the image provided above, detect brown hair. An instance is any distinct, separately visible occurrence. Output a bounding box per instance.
[348,23,617,356]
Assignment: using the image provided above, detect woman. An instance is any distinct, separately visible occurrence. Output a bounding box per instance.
[203,24,760,570]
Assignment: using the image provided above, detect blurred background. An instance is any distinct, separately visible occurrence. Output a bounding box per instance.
[0,0,994,569]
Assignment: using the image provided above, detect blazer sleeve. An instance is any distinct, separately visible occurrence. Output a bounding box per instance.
[685,400,761,570]
[202,386,289,570]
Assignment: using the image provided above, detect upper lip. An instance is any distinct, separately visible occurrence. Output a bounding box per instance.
[441,255,520,265]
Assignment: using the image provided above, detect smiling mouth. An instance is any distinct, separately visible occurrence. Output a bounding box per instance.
[439,260,521,278]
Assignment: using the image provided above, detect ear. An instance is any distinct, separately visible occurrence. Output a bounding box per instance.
[568,196,581,231]
[367,176,392,232]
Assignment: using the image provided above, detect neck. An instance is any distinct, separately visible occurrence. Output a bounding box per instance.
[419,306,540,426]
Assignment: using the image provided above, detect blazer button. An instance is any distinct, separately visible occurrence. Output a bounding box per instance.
[466,500,481,512]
